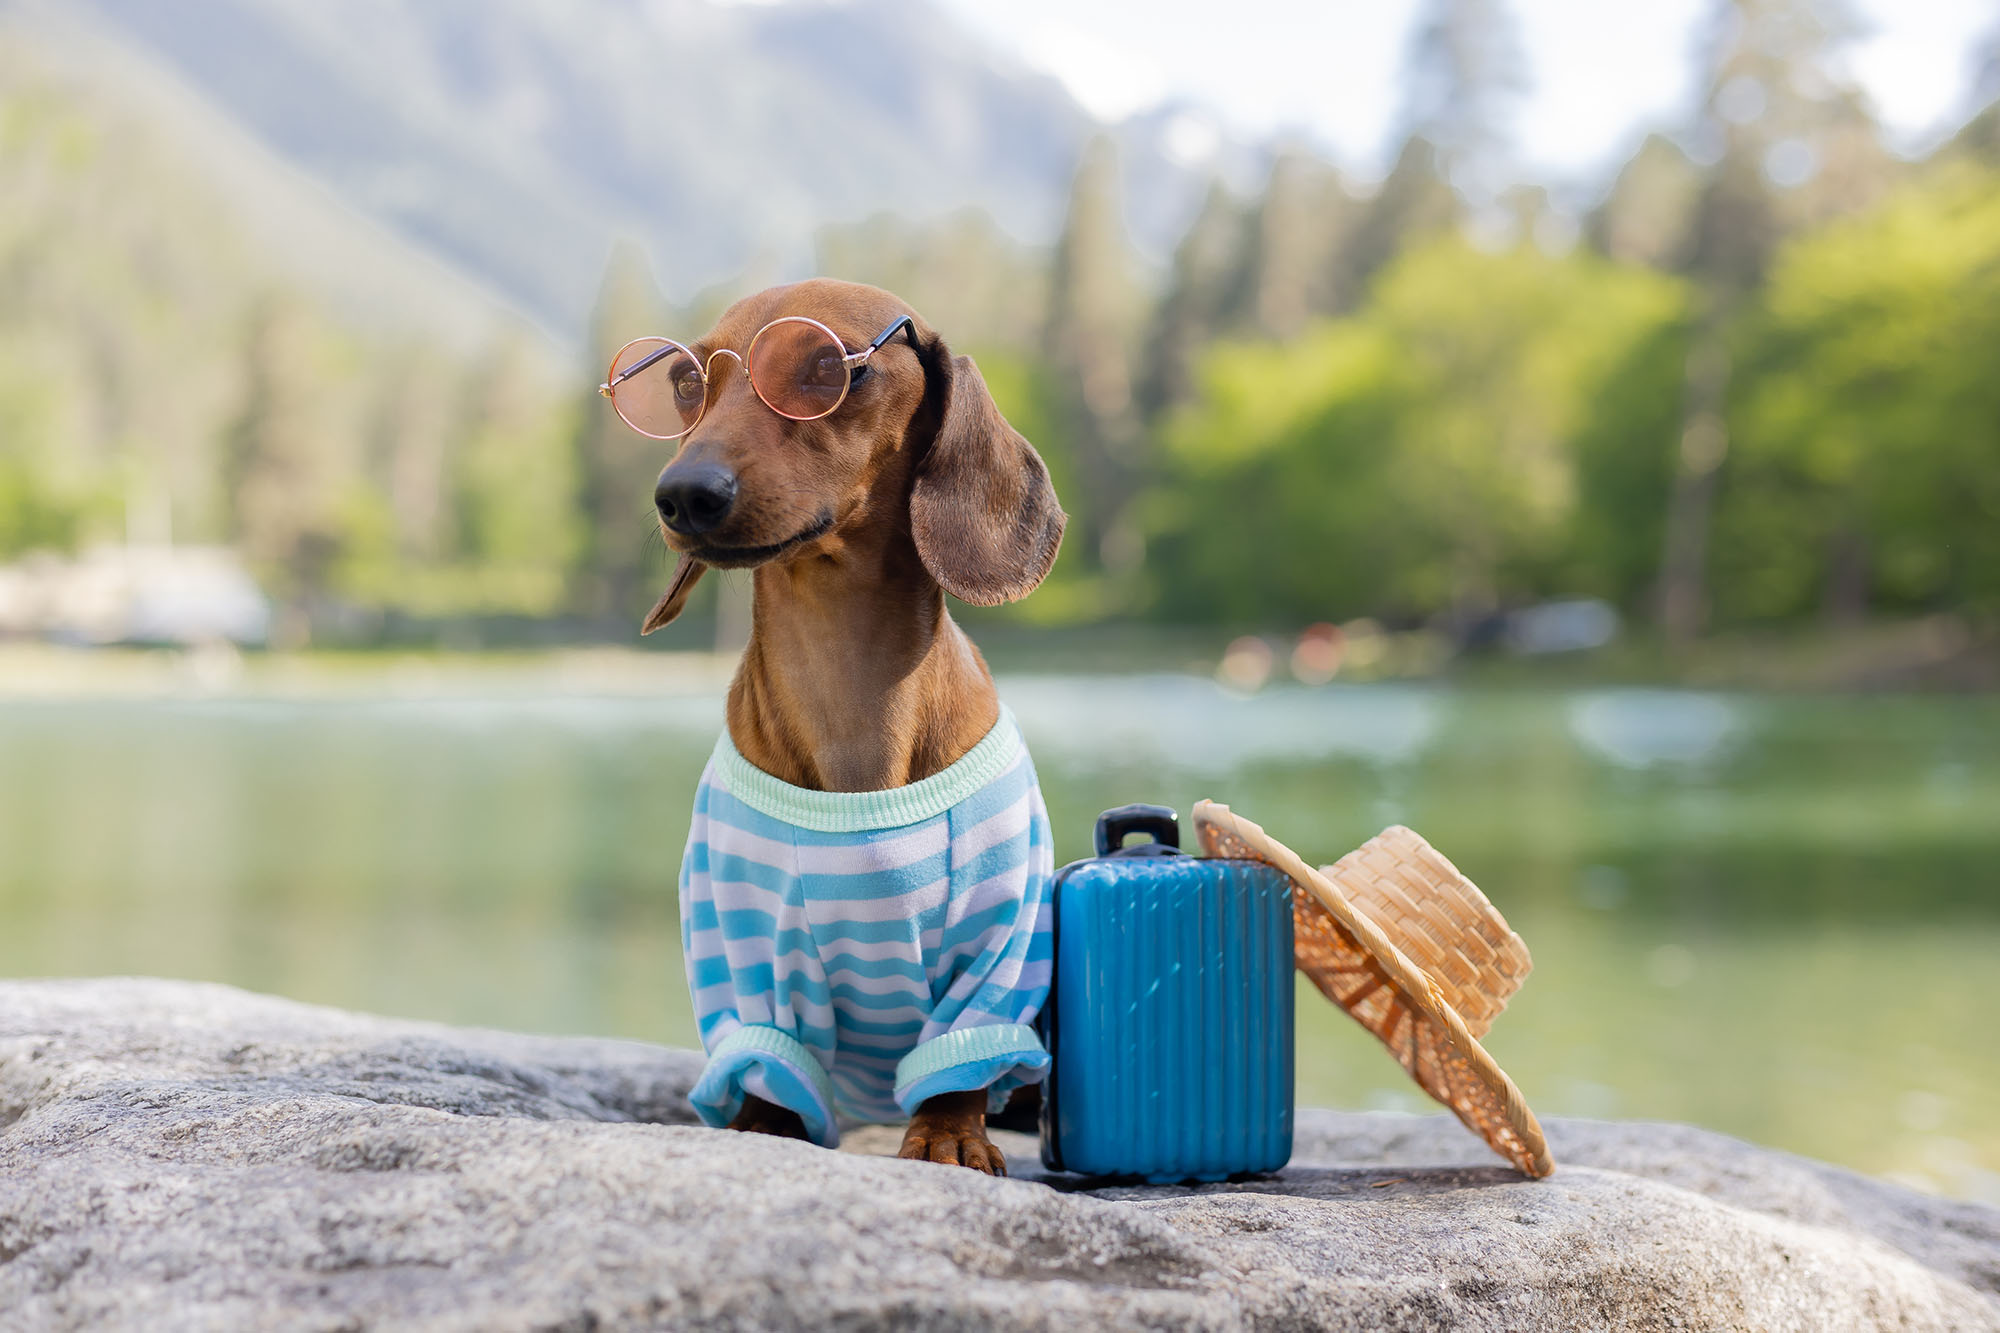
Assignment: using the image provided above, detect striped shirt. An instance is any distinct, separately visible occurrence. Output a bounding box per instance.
[679,705,1054,1147]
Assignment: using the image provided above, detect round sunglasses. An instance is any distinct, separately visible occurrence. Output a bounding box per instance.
[598,315,916,440]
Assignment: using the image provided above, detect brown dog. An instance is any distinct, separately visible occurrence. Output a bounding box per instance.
[636,279,1064,1173]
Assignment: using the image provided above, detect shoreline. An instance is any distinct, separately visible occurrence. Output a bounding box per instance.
[0,614,1993,701]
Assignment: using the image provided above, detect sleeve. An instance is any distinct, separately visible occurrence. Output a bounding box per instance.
[893,779,1056,1116]
[680,767,841,1146]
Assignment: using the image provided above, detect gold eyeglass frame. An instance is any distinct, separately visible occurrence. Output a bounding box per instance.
[598,314,917,441]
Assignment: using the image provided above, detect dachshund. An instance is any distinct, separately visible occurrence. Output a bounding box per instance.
[618,279,1064,1174]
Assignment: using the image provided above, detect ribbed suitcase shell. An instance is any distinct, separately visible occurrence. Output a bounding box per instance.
[1040,849,1295,1181]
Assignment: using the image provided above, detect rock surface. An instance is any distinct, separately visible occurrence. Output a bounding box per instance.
[0,979,1994,1332]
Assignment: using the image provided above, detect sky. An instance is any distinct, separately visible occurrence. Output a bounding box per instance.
[933,0,1999,183]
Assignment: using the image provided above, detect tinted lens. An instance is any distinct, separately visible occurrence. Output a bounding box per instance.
[748,319,849,421]
[608,338,705,438]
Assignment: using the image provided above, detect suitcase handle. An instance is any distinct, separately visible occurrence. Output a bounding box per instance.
[1094,804,1183,857]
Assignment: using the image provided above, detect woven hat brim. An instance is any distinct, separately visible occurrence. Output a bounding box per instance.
[1195,800,1554,1178]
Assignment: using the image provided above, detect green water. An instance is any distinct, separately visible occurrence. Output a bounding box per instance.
[2,678,1995,1199]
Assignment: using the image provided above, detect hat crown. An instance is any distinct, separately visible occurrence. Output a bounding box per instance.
[1321,825,1530,1040]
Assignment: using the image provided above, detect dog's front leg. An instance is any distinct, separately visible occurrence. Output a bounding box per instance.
[897,1089,1005,1175]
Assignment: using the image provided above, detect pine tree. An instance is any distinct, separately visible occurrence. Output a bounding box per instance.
[1399,0,1529,214]
[1230,152,1357,337]
[1134,181,1246,424]
[816,209,1046,349]
[1333,0,1521,307]
[1043,136,1145,572]
[455,329,579,614]
[1136,154,1358,430]
[1586,134,1703,269]
[1338,137,1463,308]
[225,295,343,637]
[573,241,670,624]
[370,342,456,562]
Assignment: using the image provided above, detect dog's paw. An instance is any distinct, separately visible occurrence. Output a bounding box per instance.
[898,1124,1007,1175]
[728,1095,812,1141]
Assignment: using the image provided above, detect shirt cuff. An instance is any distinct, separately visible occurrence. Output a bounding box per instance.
[893,1023,1049,1116]
[689,1024,840,1147]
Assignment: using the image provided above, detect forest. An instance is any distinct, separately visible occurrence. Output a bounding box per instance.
[2,0,1997,649]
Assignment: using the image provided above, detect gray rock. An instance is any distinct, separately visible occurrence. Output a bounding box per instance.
[0,978,1992,1332]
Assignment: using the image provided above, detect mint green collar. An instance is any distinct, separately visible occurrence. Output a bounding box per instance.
[714,705,1023,833]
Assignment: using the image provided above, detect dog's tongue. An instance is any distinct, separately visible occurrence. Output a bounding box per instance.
[640,555,707,635]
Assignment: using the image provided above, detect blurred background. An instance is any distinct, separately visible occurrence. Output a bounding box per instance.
[1,0,1995,1199]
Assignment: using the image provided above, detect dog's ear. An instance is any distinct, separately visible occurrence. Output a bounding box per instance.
[640,555,706,635]
[910,335,1065,606]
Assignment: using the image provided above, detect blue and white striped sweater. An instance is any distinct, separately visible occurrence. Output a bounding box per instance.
[679,705,1054,1146]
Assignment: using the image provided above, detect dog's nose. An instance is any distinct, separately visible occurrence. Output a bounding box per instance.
[655,463,738,536]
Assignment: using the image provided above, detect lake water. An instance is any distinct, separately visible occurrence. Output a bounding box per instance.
[3,673,1994,1200]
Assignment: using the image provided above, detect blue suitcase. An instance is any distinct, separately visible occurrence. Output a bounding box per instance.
[1038,804,1296,1181]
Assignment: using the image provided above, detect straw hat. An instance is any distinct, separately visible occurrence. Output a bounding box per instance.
[1192,800,1554,1178]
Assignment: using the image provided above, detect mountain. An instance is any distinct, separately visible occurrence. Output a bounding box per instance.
[0,0,541,358]
[31,0,1248,338]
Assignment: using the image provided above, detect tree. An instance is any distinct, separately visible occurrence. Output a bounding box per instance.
[1042,136,1145,573]
[817,209,1047,350]
[369,342,457,561]
[1146,238,1687,626]
[1715,166,2000,623]
[1398,0,1529,216]
[1587,134,1704,270]
[573,241,670,623]
[1229,152,1358,337]
[453,330,580,615]
[1137,153,1359,426]
[1656,0,1886,643]
[1338,137,1464,311]
[225,296,352,636]
[1134,182,1246,424]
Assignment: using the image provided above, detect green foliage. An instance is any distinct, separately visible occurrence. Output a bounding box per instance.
[333,335,583,619]
[448,343,583,616]
[4,15,1995,645]
[0,64,246,554]
[225,299,358,597]
[1566,319,1693,607]
[1144,238,1688,625]
[1717,164,2000,619]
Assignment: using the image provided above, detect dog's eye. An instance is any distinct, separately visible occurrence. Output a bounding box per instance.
[671,368,703,405]
[804,352,845,388]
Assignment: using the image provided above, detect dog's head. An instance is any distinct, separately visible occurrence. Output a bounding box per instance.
[636,279,1064,632]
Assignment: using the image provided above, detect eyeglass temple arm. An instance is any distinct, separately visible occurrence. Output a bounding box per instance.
[842,315,918,367]
[599,342,679,395]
